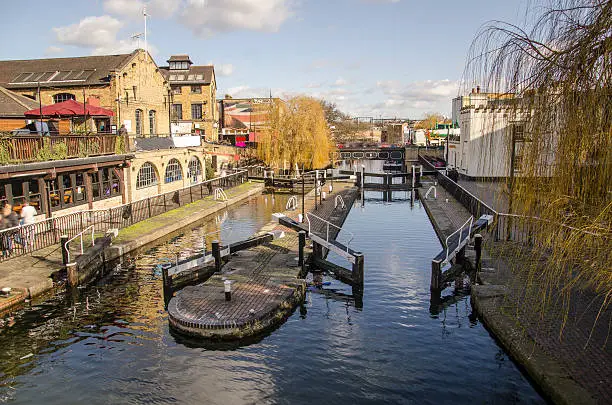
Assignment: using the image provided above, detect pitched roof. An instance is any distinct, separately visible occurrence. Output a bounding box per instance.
[159,65,214,85]
[0,86,40,117]
[0,51,138,89]
[167,55,192,63]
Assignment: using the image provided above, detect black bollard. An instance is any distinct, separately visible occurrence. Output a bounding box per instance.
[431,260,442,291]
[61,235,70,266]
[352,252,364,286]
[474,234,483,271]
[298,231,306,271]
[212,240,222,273]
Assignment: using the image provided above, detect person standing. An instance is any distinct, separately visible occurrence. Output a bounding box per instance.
[20,201,37,248]
[1,202,19,256]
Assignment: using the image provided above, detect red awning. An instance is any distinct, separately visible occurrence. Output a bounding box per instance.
[24,99,114,117]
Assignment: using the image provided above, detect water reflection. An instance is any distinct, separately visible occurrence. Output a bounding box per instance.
[0,188,544,404]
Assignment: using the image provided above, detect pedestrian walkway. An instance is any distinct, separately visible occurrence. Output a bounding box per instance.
[0,182,264,313]
[426,175,610,404]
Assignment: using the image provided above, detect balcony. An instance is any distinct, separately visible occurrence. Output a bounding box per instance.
[0,134,125,165]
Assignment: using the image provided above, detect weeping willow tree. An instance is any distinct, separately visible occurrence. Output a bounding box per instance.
[465,0,611,330]
[258,96,333,170]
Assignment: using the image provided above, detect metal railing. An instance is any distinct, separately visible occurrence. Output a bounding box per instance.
[0,170,248,262]
[306,212,354,253]
[64,225,95,263]
[214,188,228,201]
[445,216,473,264]
[419,154,497,218]
[334,195,346,209]
[286,196,298,211]
[425,186,437,200]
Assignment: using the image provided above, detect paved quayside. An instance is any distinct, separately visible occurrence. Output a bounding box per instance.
[0,181,264,314]
[168,181,359,340]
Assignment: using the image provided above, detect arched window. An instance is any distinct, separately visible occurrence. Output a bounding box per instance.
[187,157,202,183]
[165,159,183,183]
[53,93,75,103]
[136,162,158,189]
[149,110,156,135]
[135,109,143,135]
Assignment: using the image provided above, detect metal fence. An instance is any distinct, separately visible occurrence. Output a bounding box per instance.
[418,154,497,218]
[0,170,248,262]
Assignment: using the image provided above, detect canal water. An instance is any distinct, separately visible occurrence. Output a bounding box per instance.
[0,175,544,403]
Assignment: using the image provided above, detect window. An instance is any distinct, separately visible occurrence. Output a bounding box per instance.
[135,109,143,135]
[172,104,183,120]
[188,157,202,183]
[92,168,122,199]
[53,93,75,103]
[191,103,202,120]
[136,162,158,189]
[191,85,201,94]
[149,110,156,135]
[172,85,181,94]
[165,159,183,183]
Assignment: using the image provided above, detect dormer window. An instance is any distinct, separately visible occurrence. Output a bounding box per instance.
[169,61,190,70]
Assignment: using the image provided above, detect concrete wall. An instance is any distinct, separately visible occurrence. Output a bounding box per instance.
[127,148,209,202]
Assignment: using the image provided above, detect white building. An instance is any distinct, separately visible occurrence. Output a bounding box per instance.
[447,89,531,179]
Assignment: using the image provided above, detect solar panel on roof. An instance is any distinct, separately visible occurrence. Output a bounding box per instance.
[169,75,177,80]
[177,75,185,80]
[188,74,195,80]
[196,74,203,80]
[50,71,73,81]
[11,72,34,83]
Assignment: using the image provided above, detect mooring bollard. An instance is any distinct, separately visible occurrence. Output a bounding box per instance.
[298,231,306,270]
[298,213,303,223]
[431,260,441,291]
[66,262,78,287]
[474,233,483,271]
[60,235,70,265]
[224,280,232,301]
[161,264,172,298]
[212,240,222,273]
[352,253,364,286]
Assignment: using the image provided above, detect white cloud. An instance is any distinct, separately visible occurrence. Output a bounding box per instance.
[217,64,234,77]
[53,15,124,48]
[180,0,293,37]
[377,79,458,106]
[103,0,181,19]
[44,46,63,56]
[333,77,348,86]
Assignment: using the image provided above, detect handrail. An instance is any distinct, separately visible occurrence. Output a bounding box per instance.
[445,216,473,264]
[305,212,354,252]
[286,195,298,211]
[334,195,346,209]
[214,188,228,201]
[65,225,95,263]
[425,186,437,200]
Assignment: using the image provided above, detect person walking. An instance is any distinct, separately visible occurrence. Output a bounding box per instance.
[1,202,19,257]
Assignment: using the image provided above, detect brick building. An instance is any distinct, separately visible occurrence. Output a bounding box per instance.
[159,55,218,141]
[0,49,170,136]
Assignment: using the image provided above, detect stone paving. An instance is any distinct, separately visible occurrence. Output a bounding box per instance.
[167,181,359,339]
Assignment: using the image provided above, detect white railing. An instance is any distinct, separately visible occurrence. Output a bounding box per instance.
[306,212,354,253]
[445,216,473,264]
[65,225,95,263]
[334,194,346,209]
[214,188,228,201]
[286,195,298,211]
[425,186,437,200]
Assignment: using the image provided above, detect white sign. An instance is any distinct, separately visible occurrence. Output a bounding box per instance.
[172,135,201,147]
[171,122,193,135]
[123,120,132,132]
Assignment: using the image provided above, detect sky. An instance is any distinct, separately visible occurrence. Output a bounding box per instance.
[0,0,530,119]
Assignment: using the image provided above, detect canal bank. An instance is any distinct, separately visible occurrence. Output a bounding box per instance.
[0,181,264,314]
[168,181,359,340]
[418,176,606,405]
